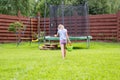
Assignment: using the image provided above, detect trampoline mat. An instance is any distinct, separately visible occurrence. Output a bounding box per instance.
[45,36,92,41]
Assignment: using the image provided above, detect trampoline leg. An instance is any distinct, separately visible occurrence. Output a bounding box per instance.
[87,37,90,49]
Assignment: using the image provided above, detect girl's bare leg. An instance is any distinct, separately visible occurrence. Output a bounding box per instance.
[60,44,65,59]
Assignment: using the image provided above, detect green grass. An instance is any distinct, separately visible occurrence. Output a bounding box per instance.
[0,41,120,80]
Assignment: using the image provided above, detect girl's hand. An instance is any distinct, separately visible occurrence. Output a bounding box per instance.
[68,40,71,45]
[54,34,57,37]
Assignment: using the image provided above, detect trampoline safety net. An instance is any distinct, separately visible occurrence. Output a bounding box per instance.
[49,3,90,37]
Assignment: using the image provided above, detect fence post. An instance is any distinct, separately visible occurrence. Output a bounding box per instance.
[116,11,120,41]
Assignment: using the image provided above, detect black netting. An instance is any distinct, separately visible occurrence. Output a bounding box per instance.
[49,3,89,37]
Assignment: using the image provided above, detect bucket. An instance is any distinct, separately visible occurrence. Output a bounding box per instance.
[66,44,73,52]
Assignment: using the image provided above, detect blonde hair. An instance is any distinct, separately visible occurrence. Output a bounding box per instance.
[58,24,64,30]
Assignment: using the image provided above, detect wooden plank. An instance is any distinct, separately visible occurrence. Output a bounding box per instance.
[90,26,116,29]
[90,19,117,22]
[0,30,31,34]
[89,14,116,19]
[0,33,31,36]
[0,40,16,43]
[90,22,117,26]
[90,29,117,32]
[90,26,117,29]
[0,14,19,20]
[90,34,117,37]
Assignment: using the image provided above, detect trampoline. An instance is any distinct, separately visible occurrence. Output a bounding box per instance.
[43,1,92,48]
[45,36,92,48]
[45,36,92,41]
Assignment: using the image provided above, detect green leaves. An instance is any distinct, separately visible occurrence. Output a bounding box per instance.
[8,25,16,33]
[0,0,30,16]
[88,0,120,14]
[8,21,24,32]
[0,0,120,16]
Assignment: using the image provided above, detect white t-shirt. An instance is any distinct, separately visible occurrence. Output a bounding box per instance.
[58,29,67,40]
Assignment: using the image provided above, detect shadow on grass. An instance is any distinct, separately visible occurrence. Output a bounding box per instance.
[56,46,86,50]
[73,46,85,49]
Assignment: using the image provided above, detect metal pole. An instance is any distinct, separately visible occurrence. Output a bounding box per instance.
[37,13,40,46]
[61,1,64,25]
[84,1,90,48]
[44,0,47,42]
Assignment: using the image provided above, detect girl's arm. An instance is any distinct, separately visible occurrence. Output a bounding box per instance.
[66,32,71,44]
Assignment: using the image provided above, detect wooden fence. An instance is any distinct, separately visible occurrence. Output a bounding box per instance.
[0,11,120,43]
[0,14,36,43]
[90,14,118,41]
[90,12,120,41]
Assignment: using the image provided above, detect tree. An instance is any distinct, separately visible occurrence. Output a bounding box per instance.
[88,0,108,14]
[106,0,120,13]
[0,0,120,16]
[34,0,63,17]
[8,21,25,45]
[88,0,120,14]
[8,21,24,33]
[0,0,30,16]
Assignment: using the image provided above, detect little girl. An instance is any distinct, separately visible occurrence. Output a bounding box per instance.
[54,24,71,59]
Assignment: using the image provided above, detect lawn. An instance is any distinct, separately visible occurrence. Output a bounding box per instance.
[0,41,120,80]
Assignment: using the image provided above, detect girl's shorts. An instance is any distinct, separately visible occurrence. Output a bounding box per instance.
[60,40,67,44]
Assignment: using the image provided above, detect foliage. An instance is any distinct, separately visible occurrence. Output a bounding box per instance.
[8,25,16,33]
[0,0,120,16]
[32,32,38,39]
[88,0,107,14]
[32,31,45,42]
[0,0,30,16]
[39,31,45,42]
[88,0,120,14]
[8,21,24,32]
[34,0,120,17]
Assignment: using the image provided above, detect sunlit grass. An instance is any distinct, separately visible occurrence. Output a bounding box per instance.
[0,41,120,80]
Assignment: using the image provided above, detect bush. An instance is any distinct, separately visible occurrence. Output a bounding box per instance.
[8,21,24,32]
